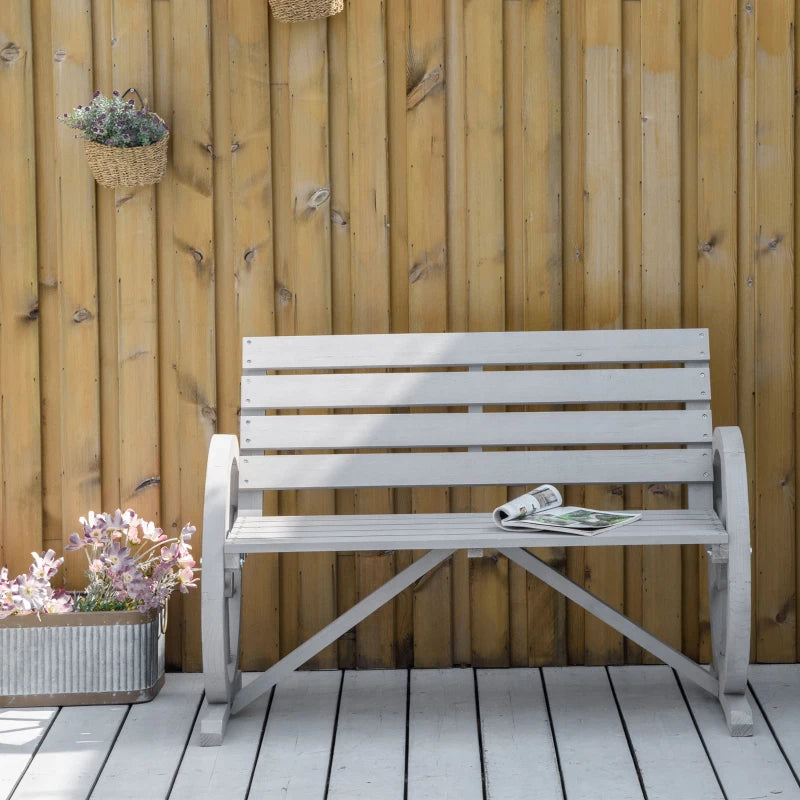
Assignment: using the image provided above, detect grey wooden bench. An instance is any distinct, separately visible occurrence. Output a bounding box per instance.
[199,329,752,745]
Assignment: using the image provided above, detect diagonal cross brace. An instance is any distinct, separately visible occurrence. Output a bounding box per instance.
[499,547,719,697]
[231,548,456,714]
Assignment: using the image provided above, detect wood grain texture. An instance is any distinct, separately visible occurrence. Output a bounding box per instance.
[346,0,395,668]
[171,0,216,671]
[226,0,279,672]
[112,0,161,524]
[51,0,103,589]
[640,0,683,664]
[0,1,42,576]
[580,0,624,665]
[9,0,800,671]
[406,0,451,668]
[754,0,795,662]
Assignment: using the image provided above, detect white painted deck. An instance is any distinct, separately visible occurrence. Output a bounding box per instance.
[3,665,800,800]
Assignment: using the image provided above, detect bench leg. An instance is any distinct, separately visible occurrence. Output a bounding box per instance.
[709,427,753,736]
[201,435,243,746]
[228,548,456,719]
[500,547,719,696]
[199,701,233,747]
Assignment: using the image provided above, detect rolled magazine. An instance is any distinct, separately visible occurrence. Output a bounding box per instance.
[493,484,641,535]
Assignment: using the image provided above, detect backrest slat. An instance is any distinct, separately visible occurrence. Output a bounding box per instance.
[241,368,710,410]
[238,330,713,494]
[241,410,712,450]
[243,329,709,370]
[239,449,713,490]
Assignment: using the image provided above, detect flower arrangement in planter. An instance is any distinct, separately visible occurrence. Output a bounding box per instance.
[0,510,197,708]
[58,89,169,188]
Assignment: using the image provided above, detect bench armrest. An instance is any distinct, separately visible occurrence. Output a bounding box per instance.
[203,434,240,541]
[711,426,751,695]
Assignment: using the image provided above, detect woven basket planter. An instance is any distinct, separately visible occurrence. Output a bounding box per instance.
[269,0,344,22]
[84,127,169,189]
[0,607,165,707]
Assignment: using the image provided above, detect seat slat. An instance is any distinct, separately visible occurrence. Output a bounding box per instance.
[240,409,712,450]
[238,448,712,490]
[226,510,727,553]
[241,368,710,410]
[243,329,709,370]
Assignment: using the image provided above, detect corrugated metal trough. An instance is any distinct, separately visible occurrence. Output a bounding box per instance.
[0,608,165,707]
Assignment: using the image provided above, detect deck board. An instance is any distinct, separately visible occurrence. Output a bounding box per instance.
[680,677,800,800]
[608,666,724,800]
[3,666,800,799]
[0,706,58,799]
[247,670,341,800]
[477,669,563,800]
[407,668,483,800]
[748,664,800,780]
[169,674,271,800]
[89,674,203,799]
[543,667,644,800]
[10,705,127,800]
[327,670,407,799]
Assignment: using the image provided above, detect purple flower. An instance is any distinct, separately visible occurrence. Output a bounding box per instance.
[30,549,63,581]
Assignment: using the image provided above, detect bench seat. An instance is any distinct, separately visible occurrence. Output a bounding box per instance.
[227,509,727,553]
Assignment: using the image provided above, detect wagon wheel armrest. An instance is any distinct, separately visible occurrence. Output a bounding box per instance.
[203,434,240,548]
[711,426,750,547]
[710,426,752,699]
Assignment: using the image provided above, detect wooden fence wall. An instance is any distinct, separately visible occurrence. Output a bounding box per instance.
[0,0,797,670]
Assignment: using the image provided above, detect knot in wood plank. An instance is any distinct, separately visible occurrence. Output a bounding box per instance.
[407,67,444,111]
[1,43,21,62]
[72,307,93,324]
[307,187,331,209]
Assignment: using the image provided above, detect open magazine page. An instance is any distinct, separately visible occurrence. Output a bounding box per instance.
[492,484,562,527]
[493,485,641,535]
[499,506,641,535]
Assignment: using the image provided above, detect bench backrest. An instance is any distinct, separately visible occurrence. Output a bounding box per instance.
[237,329,713,511]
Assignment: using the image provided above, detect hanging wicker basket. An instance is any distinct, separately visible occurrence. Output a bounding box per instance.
[84,123,169,189]
[269,0,343,23]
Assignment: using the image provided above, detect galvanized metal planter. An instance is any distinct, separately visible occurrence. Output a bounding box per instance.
[0,607,165,707]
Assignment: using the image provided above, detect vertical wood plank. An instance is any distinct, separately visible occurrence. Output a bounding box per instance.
[465,0,508,668]
[268,15,300,662]
[698,0,739,666]
[171,0,216,670]
[582,0,624,665]
[112,1,160,525]
[503,0,528,667]
[738,0,757,668]
[640,0,683,663]
[329,8,357,668]
[346,0,395,668]
[289,18,337,669]
[523,0,565,667]
[622,0,643,664]
[680,0,703,665]
[91,0,119,515]
[407,0,452,668]
[385,0,413,668]
[51,0,103,589]
[0,1,42,576]
[228,0,279,671]
[31,0,61,569]
[152,0,182,668]
[562,0,586,665]
[754,0,795,662]
[445,0,472,668]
